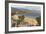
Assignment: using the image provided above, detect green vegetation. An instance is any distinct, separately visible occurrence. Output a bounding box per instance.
[36,16,41,26]
[16,20,21,27]
[18,15,25,21]
[16,15,25,27]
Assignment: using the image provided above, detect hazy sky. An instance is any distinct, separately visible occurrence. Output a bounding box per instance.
[11,6,41,11]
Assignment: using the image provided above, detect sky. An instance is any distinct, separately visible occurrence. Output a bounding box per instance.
[11,5,41,11]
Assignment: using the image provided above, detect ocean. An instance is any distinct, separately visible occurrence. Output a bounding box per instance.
[16,13,41,18]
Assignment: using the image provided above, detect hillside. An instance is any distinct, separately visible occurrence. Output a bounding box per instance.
[11,7,32,14]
